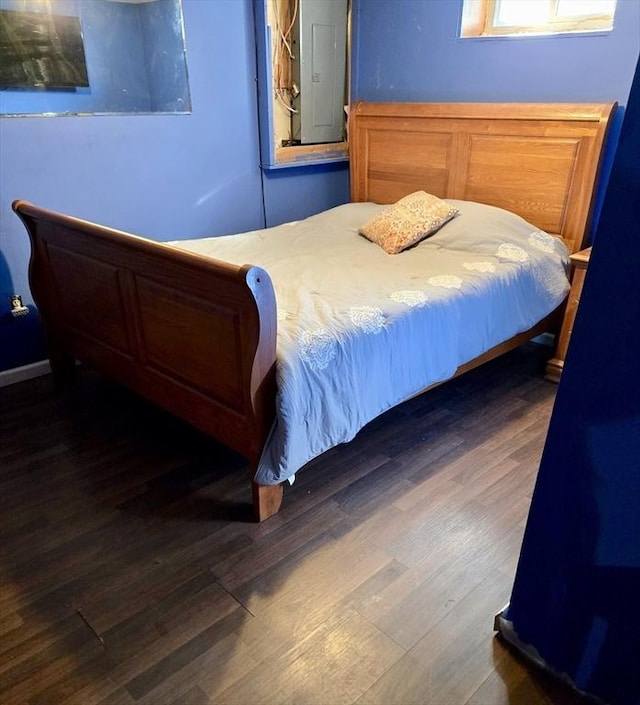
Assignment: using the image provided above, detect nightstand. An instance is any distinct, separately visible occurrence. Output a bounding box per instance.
[545,247,591,383]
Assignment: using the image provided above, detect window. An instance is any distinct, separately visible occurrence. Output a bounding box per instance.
[461,0,616,37]
[256,0,350,169]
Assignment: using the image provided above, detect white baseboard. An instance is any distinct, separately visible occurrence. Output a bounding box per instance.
[0,360,51,387]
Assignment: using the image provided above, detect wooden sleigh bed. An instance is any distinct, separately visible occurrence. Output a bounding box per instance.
[13,101,615,521]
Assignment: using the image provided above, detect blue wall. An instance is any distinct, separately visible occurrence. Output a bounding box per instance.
[352,0,639,104]
[0,0,348,372]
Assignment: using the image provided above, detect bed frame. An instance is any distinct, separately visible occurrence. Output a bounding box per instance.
[13,101,615,521]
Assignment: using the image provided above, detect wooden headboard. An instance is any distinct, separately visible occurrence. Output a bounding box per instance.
[349,102,615,254]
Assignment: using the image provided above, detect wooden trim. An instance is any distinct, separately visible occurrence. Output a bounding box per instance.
[484,17,614,36]
[460,0,491,37]
[274,141,348,164]
[484,0,499,34]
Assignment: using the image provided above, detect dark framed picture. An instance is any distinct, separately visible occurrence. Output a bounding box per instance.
[0,9,89,89]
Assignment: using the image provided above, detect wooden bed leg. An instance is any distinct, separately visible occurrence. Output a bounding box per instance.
[252,481,283,522]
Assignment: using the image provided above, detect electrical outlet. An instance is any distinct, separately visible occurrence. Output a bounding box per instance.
[10,295,29,317]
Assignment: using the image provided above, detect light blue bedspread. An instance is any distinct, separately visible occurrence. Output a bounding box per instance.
[172,200,569,485]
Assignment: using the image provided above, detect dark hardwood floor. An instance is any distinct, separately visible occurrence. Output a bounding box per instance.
[1,345,595,705]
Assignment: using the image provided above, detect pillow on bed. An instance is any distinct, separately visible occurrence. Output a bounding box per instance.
[359,191,459,254]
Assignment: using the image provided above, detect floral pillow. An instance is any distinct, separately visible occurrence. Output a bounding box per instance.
[359,191,459,254]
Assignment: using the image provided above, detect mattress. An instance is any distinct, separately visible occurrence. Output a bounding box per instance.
[171,200,569,484]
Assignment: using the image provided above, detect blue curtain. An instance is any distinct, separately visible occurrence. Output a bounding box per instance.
[501,53,640,705]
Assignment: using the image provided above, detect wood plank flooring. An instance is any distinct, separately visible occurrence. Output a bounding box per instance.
[1,344,595,705]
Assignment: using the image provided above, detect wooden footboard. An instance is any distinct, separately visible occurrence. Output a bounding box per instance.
[13,200,282,521]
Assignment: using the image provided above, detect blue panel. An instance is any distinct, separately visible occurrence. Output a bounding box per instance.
[505,55,640,705]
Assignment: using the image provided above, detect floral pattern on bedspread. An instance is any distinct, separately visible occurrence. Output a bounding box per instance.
[299,329,338,371]
[349,306,386,334]
[389,290,428,307]
[463,261,496,273]
[428,275,464,289]
[171,198,570,485]
[497,243,529,263]
[528,230,558,253]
